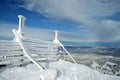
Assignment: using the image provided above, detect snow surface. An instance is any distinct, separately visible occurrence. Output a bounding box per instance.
[0,60,120,80]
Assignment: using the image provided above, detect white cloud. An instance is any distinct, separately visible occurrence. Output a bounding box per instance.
[20,0,120,42]
[1,0,120,42]
[0,22,95,42]
[86,20,120,42]
[0,23,17,39]
[21,0,120,26]
[0,22,54,40]
[23,0,120,17]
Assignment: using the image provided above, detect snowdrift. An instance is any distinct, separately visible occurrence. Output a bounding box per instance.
[0,60,120,80]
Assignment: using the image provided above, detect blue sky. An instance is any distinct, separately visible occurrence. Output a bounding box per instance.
[0,0,120,46]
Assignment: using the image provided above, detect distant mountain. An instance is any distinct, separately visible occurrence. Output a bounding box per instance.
[65,46,120,56]
[62,41,120,47]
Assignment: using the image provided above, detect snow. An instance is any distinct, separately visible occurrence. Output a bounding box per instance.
[104,62,117,66]
[0,60,120,80]
[91,61,100,69]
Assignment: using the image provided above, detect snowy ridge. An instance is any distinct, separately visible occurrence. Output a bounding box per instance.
[0,60,120,80]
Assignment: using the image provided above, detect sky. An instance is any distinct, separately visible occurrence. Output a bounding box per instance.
[0,0,120,46]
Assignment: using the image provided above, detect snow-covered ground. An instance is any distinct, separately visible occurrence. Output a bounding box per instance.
[61,53,120,75]
[0,60,120,80]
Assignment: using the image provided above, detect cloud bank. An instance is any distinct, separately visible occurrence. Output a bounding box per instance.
[0,22,93,42]
[20,0,120,42]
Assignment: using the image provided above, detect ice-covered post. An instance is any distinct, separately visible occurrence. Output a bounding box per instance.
[18,15,26,33]
[13,15,26,41]
[17,15,26,39]
[53,30,76,63]
[53,30,60,44]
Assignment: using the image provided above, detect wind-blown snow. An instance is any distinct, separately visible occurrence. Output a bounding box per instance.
[0,60,120,80]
